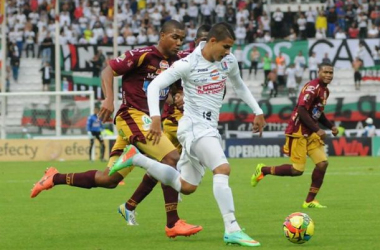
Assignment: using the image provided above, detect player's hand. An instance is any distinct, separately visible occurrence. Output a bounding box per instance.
[331,126,339,137]
[316,129,327,140]
[252,114,266,137]
[98,98,114,122]
[174,92,184,109]
[147,116,162,145]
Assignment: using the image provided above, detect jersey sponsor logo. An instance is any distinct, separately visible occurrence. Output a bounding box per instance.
[146,73,156,79]
[197,68,208,72]
[194,78,208,83]
[142,115,152,131]
[210,69,220,80]
[143,80,169,100]
[159,60,169,69]
[197,80,226,94]
[305,85,315,93]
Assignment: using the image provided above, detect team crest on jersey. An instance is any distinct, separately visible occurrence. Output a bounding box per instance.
[304,94,310,102]
[142,115,152,131]
[210,69,220,80]
[221,61,228,70]
[159,60,169,69]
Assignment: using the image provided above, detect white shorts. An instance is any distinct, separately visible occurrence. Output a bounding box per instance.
[177,116,228,186]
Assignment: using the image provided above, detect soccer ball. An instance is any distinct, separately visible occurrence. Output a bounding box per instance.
[283,212,314,244]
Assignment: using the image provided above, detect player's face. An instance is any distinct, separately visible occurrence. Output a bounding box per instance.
[318,66,334,84]
[160,28,186,56]
[210,37,235,62]
[194,31,208,47]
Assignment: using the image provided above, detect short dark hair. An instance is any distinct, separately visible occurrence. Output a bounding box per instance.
[319,62,333,69]
[207,22,236,42]
[196,24,211,40]
[160,20,185,33]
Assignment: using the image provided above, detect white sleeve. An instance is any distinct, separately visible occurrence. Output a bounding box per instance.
[228,71,263,115]
[147,59,189,117]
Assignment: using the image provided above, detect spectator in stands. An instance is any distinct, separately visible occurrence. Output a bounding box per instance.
[297,13,307,40]
[335,27,347,39]
[24,24,36,58]
[225,7,236,29]
[267,69,278,98]
[315,11,327,35]
[235,24,246,45]
[262,52,272,87]
[305,6,317,38]
[215,0,226,23]
[367,24,379,38]
[259,12,270,35]
[9,43,19,82]
[294,51,306,85]
[326,7,337,37]
[200,1,212,24]
[308,52,319,80]
[370,6,380,26]
[275,52,285,67]
[373,46,380,65]
[285,63,297,97]
[287,28,297,41]
[348,23,359,38]
[361,117,377,137]
[40,62,52,92]
[249,46,260,77]
[272,8,284,39]
[356,42,366,61]
[283,6,295,37]
[277,61,286,88]
[357,12,368,39]
[187,1,199,25]
[322,53,332,64]
[352,57,363,90]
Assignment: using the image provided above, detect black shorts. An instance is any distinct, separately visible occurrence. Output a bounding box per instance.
[354,71,362,82]
[91,131,103,142]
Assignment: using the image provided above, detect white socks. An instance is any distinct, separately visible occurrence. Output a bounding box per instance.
[132,154,182,192]
[213,174,241,233]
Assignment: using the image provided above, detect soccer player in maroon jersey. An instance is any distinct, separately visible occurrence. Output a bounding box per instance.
[251,62,339,208]
[30,20,202,237]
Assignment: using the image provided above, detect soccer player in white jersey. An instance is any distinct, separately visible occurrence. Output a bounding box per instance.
[109,22,266,247]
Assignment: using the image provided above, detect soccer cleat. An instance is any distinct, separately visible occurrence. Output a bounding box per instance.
[108,145,140,176]
[30,167,58,198]
[224,230,261,247]
[165,220,203,238]
[302,200,327,208]
[251,163,265,187]
[118,204,138,225]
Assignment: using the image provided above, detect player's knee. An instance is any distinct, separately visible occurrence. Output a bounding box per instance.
[161,150,180,168]
[96,171,123,188]
[291,168,304,176]
[213,164,231,175]
[180,182,197,195]
[316,161,328,171]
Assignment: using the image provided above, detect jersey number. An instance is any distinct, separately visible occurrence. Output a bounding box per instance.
[203,111,211,121]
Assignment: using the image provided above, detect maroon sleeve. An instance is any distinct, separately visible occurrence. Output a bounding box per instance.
[108,49,145,76]
[298,81,319,110]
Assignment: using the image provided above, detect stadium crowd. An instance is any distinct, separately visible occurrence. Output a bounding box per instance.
[4,0,380,60]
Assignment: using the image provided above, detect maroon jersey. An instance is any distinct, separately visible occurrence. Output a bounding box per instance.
[109,46,179,115]
[285,78,330,137]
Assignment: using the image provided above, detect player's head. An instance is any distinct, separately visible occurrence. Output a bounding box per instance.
[159,20,186,57]
[205,22,235,62]
[194,24,211,47]
[94,106,100,114]
[318,62,334,84]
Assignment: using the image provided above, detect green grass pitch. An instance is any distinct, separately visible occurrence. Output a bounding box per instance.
[1,157,379,250]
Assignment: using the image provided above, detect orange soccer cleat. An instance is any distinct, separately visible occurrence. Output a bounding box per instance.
[30,167,58,198]
[165,219,203,238]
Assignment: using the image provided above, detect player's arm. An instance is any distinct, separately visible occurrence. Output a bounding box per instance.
[229,71,266,137]
[318,112,338,136]
[99,65,115,122]
[147,60,188,145]
[297,106,326,139]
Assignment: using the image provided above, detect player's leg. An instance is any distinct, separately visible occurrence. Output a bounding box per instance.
[251,136,305,187]
[303,134,328,208]
[89,137,95,161]
[191,136,260,246]
[30,128,131,198]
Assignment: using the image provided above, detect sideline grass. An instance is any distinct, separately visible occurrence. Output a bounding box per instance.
[1,157,379,249]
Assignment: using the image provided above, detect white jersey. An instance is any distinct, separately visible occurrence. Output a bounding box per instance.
[147,41,263,129]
